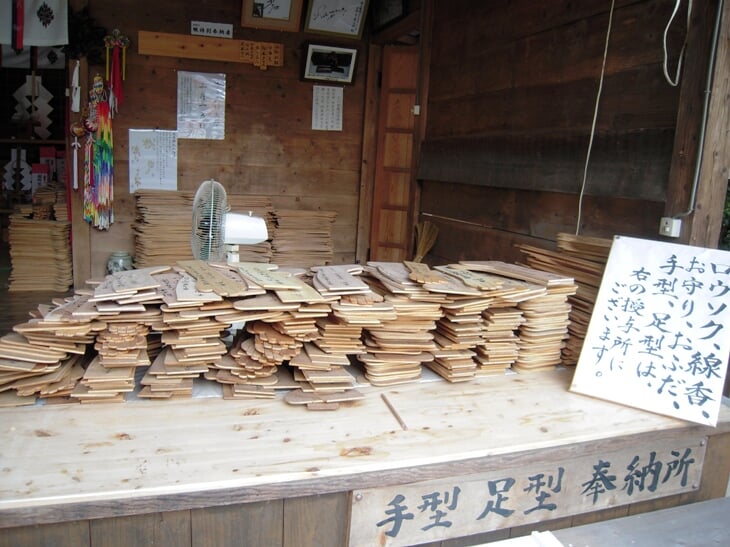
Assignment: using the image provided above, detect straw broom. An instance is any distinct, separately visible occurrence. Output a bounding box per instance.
[413,220,438,262]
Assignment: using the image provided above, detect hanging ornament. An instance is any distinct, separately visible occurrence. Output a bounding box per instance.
[104,29,129,116]
[70,121,86,190]
[82,74,114,230]
[70,59,81,112]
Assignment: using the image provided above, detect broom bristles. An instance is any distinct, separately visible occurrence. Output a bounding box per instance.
[414,220,438,262]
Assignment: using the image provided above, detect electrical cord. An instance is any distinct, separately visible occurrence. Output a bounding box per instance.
[663,0,692,87]
[575,0,615,236]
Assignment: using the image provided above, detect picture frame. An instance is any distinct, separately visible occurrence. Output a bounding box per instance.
[304,0,370,40]
[370,0,407,32]
[302,43,358,84]
[241,0,304,32]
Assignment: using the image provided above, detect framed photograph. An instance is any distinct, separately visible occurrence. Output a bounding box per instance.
[241,0,304,32]
[302,43,358,84]
[304,0,370,39]
[370,0,407,32]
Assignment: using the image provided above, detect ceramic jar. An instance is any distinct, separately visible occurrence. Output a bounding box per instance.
[107,251,133,274]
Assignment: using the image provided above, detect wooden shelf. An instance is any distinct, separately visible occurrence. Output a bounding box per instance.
[0,139,66,146]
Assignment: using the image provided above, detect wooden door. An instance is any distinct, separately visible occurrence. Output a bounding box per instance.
[368,46,419,261]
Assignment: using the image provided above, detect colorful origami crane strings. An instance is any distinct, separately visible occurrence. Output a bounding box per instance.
[82,74,114,230]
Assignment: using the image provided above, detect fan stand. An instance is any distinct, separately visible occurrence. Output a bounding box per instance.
[225,244,240,263]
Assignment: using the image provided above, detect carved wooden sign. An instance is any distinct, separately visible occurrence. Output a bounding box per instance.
[349,433,706,546]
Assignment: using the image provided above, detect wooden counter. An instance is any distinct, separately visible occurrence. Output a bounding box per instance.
[1,369,729,546]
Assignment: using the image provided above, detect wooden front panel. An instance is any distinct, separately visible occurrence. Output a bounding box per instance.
[192,501,283,545]
[369,46,419,261]
[90,511,190,546]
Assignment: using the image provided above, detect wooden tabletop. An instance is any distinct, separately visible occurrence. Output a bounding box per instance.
[1,368,729,527]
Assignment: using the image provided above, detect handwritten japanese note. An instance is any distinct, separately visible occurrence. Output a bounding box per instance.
[312,85,343,131]
[571,236,730,426]
[306,0,367,37]
[129,129,178,192]
[177,71,226,140]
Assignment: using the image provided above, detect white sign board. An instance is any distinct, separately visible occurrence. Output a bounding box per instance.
[312,85,343,131]
[571,236,730,426]
[128,129,178,192]
[177,71,226,140]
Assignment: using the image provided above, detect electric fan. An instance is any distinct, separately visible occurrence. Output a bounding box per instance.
[191,179,268,261]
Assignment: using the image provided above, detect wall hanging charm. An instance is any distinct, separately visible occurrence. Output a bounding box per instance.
[82,74,114,230]
[104,29,129,116]
[69,120,86,190]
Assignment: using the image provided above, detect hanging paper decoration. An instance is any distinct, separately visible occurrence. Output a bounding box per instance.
[70,59,81,112]
[70,121,86,190]
[12,74,54,139]
[82,74,114,230]
[13,0,69,47]
[104,29,129,115]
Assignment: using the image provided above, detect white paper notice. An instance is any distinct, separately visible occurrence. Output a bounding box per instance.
[177,71,226,140]
[571,236,730,426]
[312,85,343,131]
[129,129,178,192]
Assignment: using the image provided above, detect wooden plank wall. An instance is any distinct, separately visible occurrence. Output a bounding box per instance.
[72,0,367,283]
[1,431,728,546]
[418,0,692,265]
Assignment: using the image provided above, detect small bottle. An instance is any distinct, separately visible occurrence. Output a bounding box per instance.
[107,251,133,274]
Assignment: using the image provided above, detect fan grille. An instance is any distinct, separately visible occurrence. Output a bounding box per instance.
[191,180,229,261]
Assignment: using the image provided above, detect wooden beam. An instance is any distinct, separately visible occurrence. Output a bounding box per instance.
[137,31,284,70]
[686,0,730,248]
[664,0,727,245]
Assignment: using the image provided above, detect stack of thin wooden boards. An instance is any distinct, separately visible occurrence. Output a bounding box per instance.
[282,265,371,409]
[518,233,611,365]
[0,307,99,406]
[134,191,276,267]
[133,190,196,268]
[460,261,578,372]
[70,267,167,402]
[271,209,336,266]
[359,262,443,386]
[0,256,587,407]
[7,214,72,292]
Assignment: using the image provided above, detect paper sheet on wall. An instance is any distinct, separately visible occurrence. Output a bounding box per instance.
[312,85,343,131]
[129,129,178,192]
[177,71,226,139]
[570,236,730,426]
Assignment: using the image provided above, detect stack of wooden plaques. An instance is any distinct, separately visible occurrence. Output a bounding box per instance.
[133,190,196,268]
[95,322,151,369]
[461,261,578,372]
[0,305,102,405]
[518,234,610,365]
[475,306,524,374]
[210,335,279,399]
[53,184,69,222]
[285,342,364,411]
[271,209,336,266]
[420,267,499,382]
[469,274,543,374]
[313,316,366,360]
[285,367,363,411]
[0,352,87,407]
[357,262,443,386]
[7,214,72,292]
[71,356,136,403]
